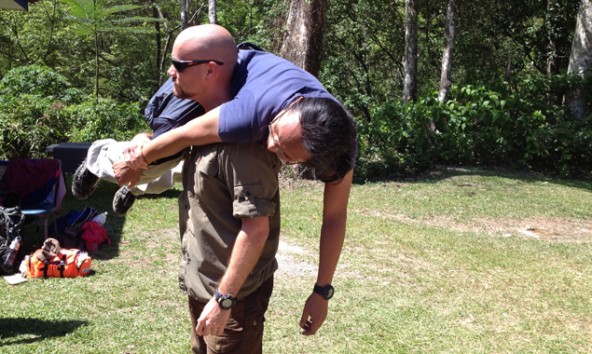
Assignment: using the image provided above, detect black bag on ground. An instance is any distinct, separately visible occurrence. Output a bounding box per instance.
[0,206,25,274]
[49,206,97,250]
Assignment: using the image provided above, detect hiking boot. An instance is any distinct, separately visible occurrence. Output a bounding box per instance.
[71,159,99,200]
[113,186,136,216]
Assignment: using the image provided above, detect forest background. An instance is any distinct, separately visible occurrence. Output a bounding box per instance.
[0,0,590,182]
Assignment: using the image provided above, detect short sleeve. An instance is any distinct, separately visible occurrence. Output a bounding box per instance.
[217,143,281,219]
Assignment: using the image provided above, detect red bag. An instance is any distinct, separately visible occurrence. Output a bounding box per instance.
[80,221,110,252]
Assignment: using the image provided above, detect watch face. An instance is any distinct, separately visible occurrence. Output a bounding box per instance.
[220,298,234,309]
[315,284,334,300]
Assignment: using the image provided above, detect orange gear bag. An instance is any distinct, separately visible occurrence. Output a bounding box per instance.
[24,248,92,278]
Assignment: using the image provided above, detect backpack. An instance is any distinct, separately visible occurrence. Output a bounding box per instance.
[49,206,98,250]
[23,248,92,278]
[0,206,25,274]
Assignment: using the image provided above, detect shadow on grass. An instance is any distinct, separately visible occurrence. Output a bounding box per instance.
[137,188,180,200]
[0,317,88,345]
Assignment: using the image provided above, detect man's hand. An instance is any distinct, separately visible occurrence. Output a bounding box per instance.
[196,297,231,337]
[299,293,329,336]
[112,161,142,188]
[122,142,149,170]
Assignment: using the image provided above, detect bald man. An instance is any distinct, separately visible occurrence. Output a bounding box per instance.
[115,24,357,349]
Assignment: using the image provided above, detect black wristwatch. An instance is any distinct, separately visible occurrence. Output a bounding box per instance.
[313,284,335,300]
[214,289,237,310]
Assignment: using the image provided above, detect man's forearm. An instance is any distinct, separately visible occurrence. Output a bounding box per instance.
[315,170,353,286]
[316,217,346,286]
[142,107,223,165]
[217,216,269,296]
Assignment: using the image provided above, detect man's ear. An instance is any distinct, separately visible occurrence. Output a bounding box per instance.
[206,64,214,78]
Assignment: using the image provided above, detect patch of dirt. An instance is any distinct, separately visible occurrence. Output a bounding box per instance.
[357,209,592,243]
[275,241,317,277]
[473,217,592,243]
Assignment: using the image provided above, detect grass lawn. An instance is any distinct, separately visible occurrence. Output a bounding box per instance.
[1,167,591,353]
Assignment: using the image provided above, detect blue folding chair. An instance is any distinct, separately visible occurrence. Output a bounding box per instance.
[0,159,66,238]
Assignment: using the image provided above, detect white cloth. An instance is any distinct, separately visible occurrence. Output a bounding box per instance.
[85,138,183,196]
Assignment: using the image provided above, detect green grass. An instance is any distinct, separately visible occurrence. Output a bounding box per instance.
[1,167,591,353]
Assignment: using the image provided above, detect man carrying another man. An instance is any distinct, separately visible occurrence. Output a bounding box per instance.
[114,24,357,352]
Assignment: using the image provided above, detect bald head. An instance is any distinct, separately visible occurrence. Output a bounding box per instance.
[169,24,237,109]
[174,24,237,75]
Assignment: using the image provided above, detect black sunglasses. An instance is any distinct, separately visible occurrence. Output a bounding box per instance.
[171,59,224,73]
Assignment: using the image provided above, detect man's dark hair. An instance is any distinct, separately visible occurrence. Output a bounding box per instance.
[294,97,357,183]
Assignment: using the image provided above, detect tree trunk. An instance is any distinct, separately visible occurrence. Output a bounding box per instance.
[152,0,162,87]
[94,31,100,98]
[564,0,592,119]
[546,0,558,76]
[438,0,455,103]
[180,0,190,30]
[403,0,418,102]
[279,0,327,77]
[42,0,59,62]
[208,0,216,24]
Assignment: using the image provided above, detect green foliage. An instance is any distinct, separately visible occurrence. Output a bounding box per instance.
[0,95,69,159]
[355,100,437,178]
[322,0,581,123]
[0,0,588,181]
[0,64,76,100]
[61,0,158,36]
[0,65,146,159]
[216,0,285,47]
[0,0,70,72]
[355,79,592,182]
[66,98,146,142]
[0,65,78,159]
[323,0,405,121]
[60,0,162,96]
[526,112,592,178]
[435,85,526,164]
